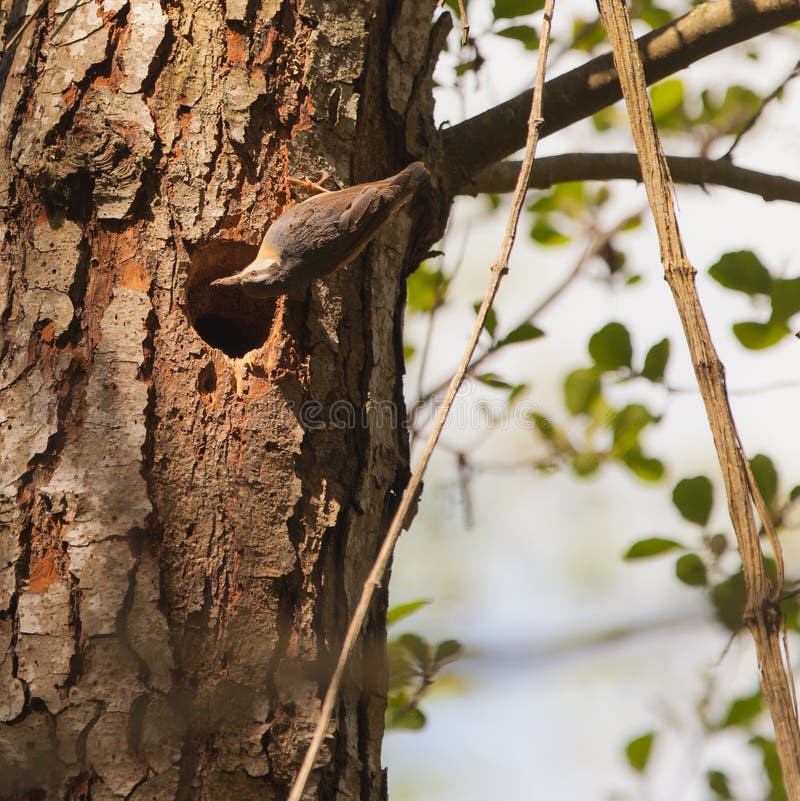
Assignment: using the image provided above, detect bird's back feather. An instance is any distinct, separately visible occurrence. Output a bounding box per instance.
[216,162,430,296]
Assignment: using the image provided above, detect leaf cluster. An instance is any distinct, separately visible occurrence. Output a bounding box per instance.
[386,601,464,730]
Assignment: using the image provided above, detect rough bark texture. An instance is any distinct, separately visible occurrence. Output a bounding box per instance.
[0,0,446,798]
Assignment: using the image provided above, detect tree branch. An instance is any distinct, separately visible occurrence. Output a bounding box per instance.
[471,153,800,204]
[441,0,800,191]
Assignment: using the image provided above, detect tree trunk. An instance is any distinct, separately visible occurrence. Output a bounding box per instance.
[0,0,446,797]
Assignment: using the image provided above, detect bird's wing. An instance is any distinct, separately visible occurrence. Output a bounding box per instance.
[338,183,396,233]
[337,163,430,233]
[263,163,430,264]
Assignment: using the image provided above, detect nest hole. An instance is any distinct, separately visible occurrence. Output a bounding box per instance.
[185,240,275,358]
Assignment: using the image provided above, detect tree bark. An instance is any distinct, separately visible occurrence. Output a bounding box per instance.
[0,0,445,798]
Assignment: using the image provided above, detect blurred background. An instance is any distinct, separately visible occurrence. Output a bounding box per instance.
[384,2,800,799]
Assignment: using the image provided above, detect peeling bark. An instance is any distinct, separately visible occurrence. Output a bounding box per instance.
[0,0,447,798]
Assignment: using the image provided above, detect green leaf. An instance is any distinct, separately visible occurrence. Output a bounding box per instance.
[589,322,633,371]
[494,0,544,18]
[508,383,528,403]
[624,538,683,560]
[650,79,685,128]
[387,644,417,689]
[733,320,790,350]
[750,736,788,801]
[722,690,763,728]
[564,368,601,416]
[765,556,779,586]
[710,571,745,630]
[497,322,545,347]
[622,451,664,482]
[533,181,588,218]
[749,453,778,509]
[397,633,431,667]
[386,704,426,730]
[485,193,501,211]
[592,107,621,132]
[613,404,658,454]
[530,217,570,246]
[454,57,482,78]
[708,532,727,557]
[407,264,446,312]
[570,17,606,52]
[599,242,625,274]
[625,732,654,772]
[782,595,800,633]
[434,639,462,665]
[474,302,498,339]
[476,372,513,390]
[641,338,670,381]
[675,553,707,586]
[531,412,554,438]
[672,476,713,526]
[638,2,673,28]
[708,251,772,295]
[528,189,558,214]
[698,85,762,137]
[707,770,733,799]
[387,600,430,626]
[770,277,800,322]
[403,344,415,360]
[494,24,539,49]
[571,451,602,476]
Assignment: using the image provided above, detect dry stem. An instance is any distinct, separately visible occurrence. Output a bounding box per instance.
[597,0,800,794]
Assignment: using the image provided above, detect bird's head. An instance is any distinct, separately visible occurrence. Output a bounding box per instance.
[210,240,287,297]
[210,256,284,297]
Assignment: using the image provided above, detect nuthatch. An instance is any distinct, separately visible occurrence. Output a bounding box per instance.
[211,162,430,297]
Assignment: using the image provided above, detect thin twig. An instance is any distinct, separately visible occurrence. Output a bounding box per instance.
[438,0,469,46]
[411,207,642,422]
[597,0,800,792]
[549,16,604,67]
[284,2,558,798]
[456,0,469,45]
[286,173,332,194]
[724,57,800,158]
[414,217,471,400]
[665,378,800,396]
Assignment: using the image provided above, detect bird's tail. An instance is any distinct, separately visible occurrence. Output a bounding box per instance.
[394,162,430,195]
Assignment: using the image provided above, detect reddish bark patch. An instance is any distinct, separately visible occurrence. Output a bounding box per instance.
[92,225,150,293]
[292,94,315,134]
[226,29,248,66]
[252,27,279,66]
[61,84,80,109]
[28,552,59,593]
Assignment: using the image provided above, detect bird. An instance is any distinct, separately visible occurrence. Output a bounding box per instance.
[211,162,431,298]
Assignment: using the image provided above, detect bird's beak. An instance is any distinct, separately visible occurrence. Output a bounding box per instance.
[210,274,239,287]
